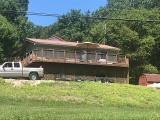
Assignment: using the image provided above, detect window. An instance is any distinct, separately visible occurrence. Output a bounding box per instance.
[96,51,107,59]
[14,63,20,68]
[4,63,12,67]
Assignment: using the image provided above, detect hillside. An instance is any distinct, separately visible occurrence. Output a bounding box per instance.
[1,78,160,119]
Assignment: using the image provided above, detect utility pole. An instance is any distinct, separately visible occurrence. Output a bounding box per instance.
[98,22,107,44]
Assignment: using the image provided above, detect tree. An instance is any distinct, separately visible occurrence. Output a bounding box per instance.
[90,7,160,84]
[0,0,29,60]
[0,0,28,22]
[107,0,160,10]
[53,9,94,42]
[0,15,19,61]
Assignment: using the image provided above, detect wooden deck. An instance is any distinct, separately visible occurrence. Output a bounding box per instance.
[20,49,129,67]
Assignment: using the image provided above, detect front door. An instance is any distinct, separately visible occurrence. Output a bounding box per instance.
[0,63,14,78]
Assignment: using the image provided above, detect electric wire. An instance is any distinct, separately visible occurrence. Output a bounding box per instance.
[0,9,160,23]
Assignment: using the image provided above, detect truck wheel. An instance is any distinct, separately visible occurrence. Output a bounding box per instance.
[29,73,39,80]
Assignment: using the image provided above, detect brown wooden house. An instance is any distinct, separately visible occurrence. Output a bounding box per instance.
[14,36,129,83]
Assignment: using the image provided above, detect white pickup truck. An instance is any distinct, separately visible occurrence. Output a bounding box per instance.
[0,62,44,80]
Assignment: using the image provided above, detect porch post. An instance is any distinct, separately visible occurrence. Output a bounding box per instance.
[75,51,76,63]
[106,54,108,65]
[64,50,66,62]
[41,49,44,61]
[116,55,118,64]
[95,52,97,64]
[52,49,54,62]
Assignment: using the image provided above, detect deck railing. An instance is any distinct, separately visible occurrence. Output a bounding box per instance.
[21,49,129,67]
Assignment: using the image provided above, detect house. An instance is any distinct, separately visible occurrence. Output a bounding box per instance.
[15,36,129,83]
[139,74,160,86]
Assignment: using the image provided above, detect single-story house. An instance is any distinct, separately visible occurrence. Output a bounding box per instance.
[13,36,129,83]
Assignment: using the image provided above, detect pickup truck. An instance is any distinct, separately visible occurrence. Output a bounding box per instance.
[0,62,44,80]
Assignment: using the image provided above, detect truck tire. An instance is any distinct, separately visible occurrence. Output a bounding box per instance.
[29,72,39,80]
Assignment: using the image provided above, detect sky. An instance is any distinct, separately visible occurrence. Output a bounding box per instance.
[27,0,107,26]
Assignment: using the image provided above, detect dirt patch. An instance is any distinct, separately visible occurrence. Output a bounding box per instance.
[4,79,56,86]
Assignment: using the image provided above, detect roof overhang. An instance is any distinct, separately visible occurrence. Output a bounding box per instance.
[26,38,121,51]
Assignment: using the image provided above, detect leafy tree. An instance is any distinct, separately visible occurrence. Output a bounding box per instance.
[0,0,28,22]
[130,64,158,84]
[25,22,48,39]
[92,6,108,17]
[0,15,18,61]
[90,7,160,84]
[107,0,160,10]
[0,0,29,61]
[54,9,94,42]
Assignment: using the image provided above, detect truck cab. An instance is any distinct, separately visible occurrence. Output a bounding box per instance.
[0,62,21,78]
[0,62,44,80]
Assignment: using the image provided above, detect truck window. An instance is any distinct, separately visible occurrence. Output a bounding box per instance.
[14,63,20,68]
[4,63,12,67]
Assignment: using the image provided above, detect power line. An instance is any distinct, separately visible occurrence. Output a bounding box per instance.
[0,10,62,17]
[27,12,61,17]
[0,9,160,23]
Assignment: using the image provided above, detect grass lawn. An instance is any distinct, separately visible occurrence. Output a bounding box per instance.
[0,79,160,120]
[1,98,160,120]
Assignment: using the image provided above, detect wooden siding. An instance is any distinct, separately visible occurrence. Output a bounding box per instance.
[26,62,129,83]
[139,74,160,86]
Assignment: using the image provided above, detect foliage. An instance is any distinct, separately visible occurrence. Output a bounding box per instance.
[142,64,158,73]
[0,0,29,61]
[53,9,94,42]
[130,64,158,84]
[25,22,49,39]
[0,0,28,22]
[107,0,160,10]
[91,8,160,83]
[0,15,19,61]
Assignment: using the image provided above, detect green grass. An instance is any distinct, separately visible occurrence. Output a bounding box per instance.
[1,78,160,120]
[1,98,160,120]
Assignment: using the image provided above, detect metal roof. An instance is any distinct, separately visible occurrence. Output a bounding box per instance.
[144,74,160,82]
[26,38,120,51]
[47,36,67,42]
